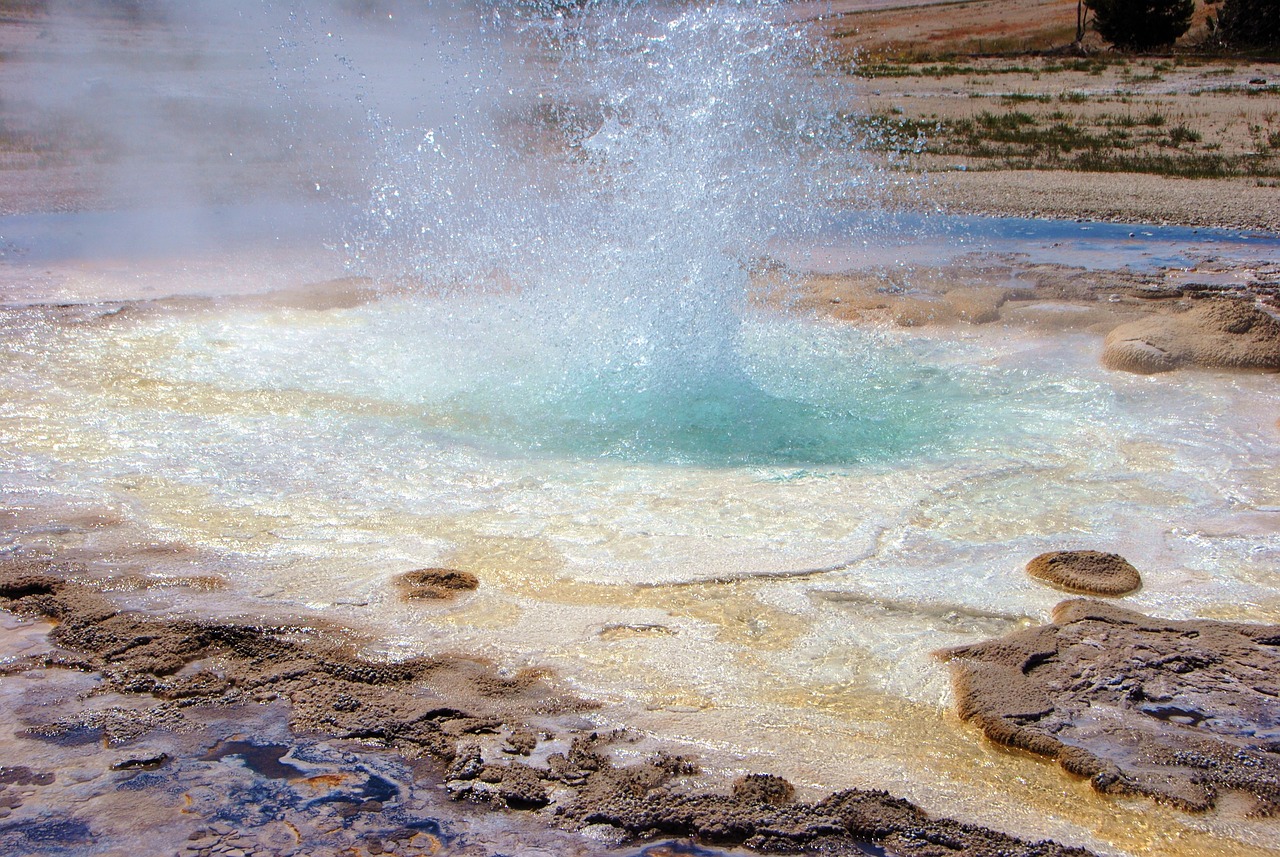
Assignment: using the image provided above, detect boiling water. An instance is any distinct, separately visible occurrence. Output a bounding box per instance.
[2,3,1280,856]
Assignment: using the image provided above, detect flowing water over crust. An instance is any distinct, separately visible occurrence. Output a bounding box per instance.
[2,2,1280,856]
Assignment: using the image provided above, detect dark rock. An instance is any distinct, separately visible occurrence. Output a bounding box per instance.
[0,559,1099,857]
[732,773,795,806]
[559,739,1093,856]
[1025,550,1141,596]
[111,753,169,771]
[502,728,537,756]
[445,743,484,781]
[489,761,550,809]
[0,767,55,786]
[943,599,1280,814]
[394,568,479,601]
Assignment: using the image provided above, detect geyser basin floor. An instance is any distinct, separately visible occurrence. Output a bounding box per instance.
[2,271,1279,857]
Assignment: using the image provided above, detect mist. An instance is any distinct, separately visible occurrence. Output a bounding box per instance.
[2,0,538,261]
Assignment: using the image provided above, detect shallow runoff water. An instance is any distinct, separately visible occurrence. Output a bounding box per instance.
[1,3,1279,857]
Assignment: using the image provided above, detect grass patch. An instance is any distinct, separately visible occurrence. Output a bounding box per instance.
[1163,125,1202,146]
[1198,84,1279,97]
[861,107,1279,179]
[1000,93,1052,104]
[1068,151,1254,178]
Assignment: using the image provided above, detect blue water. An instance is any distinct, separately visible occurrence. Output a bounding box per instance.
[5,205,1274,275]
[0,203,337,265]
[796,210,1280,272]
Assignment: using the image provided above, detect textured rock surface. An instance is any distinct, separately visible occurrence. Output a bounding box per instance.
[944,599,1280,814]
[395,567,480,600]
[0,558,1097,857]
[1102,298,1280,374]
[1025,551,1141,596]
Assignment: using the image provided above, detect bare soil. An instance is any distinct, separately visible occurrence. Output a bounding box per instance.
[811,1,1280,231]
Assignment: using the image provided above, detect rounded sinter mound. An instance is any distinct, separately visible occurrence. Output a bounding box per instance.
[1025,550,1142,596]
[1102,298,1280,374]
[395,568,480,600]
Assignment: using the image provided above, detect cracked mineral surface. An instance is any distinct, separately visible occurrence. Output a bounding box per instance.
[945,599,1280,815]
[0,559,1094,857]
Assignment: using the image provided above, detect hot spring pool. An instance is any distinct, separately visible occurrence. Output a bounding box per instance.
[1,277,1278,855]
[2,1,1279,854]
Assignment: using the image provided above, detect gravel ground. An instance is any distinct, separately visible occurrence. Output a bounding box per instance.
[919,170,1280,232]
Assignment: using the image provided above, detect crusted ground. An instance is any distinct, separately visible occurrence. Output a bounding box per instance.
[0,558,1095,857]
[944,599,1280,815]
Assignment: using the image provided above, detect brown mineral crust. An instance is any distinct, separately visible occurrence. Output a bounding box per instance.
[395,567,480,600]
[1025,551,1141,596]
[0,559,1098,856]
[502,728,538,756]
[557,760,1092,856]
[944,599,1280,815]
[1102,298,1280,374]
[0,558,588,757]
[733,773,796,806]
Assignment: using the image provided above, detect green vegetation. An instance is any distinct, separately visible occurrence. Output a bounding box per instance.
[1196,83,1280,96]
[856,57,1115,80]
[860,106,1280,179]
[1216,0,1280,49]
[1085,0,1196,50]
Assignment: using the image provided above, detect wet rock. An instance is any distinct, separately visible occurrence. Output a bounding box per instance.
[0,559,1098,857]
[483,761,549,810]
[1025,550,1141,596]
[559,741,1092,856]
[943,286,1010,324]
[732,773,795,806]
[0,766,56,786]
[157,670,232,700]
[0,564,585,768]
[111,752,169,771]
[444,743,483,781]
[1102,298,1280,374]
[943,599,1280,814]
[501,728,537,756]
[394,568,479,601]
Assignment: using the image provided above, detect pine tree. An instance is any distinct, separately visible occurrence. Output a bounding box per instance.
[1084,0,1197,50]
[1217,0,1280,48]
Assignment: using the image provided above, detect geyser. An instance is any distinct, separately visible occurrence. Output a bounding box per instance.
[337,0,907,466]
[4,4,1280,856]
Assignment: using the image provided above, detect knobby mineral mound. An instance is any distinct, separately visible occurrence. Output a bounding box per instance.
[1102,298,1280,374]
[1025,551,1142,596]
[0,558,1095,857]
[944,599,1280,814]
[395,567,481,601]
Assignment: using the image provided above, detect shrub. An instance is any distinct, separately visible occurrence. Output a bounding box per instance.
[1084,0,1196,50]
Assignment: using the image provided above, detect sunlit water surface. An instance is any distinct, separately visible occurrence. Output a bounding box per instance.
[1,281,1278,856]
[2,2,1279,855]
